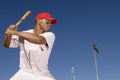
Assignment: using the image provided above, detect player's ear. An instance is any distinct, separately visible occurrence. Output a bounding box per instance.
[36,19,42,23]
[39,19,43,23]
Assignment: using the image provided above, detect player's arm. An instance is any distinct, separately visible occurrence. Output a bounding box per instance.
[4,34,12,48]
[3,25,17,48]
[13,31,47,44]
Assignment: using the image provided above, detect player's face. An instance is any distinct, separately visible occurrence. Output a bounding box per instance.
[39,19,52,32]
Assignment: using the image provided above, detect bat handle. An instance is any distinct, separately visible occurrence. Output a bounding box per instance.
[15,19,23,28]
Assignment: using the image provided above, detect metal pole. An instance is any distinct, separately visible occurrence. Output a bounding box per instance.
[94,51,99,80]
[73,74,76,80]
[71,67,76,80]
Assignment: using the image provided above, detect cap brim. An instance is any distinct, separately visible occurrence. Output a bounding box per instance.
[51,19,56,24]
[46,18,57,24]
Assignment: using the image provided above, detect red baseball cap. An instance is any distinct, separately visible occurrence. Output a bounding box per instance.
[36,12,57,24]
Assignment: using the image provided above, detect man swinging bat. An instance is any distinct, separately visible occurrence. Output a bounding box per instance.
[4,11,57,80]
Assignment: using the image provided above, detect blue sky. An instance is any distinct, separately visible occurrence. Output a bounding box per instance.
[0,0,120,80]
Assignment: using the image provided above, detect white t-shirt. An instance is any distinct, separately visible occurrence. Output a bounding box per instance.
[9,29,55,80]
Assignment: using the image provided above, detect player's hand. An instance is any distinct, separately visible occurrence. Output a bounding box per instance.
[5,25,17,35]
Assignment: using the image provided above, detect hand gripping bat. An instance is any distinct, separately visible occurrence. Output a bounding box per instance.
[3,11,31,48]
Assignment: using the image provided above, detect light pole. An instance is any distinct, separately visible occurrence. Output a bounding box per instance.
[71,67,76,80]
[92,44,99,80]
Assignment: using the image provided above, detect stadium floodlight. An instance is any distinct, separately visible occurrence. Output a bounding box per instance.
[92,44,100,80]
[71,67,76,80]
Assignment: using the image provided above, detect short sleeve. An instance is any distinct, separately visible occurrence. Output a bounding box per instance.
[9,35,19,48]
[40,32,55,49]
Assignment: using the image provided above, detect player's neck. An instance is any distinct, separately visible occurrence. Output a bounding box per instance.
[33,24,44,34]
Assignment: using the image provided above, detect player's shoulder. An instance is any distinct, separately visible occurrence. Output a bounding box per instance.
[40,32,55,39]
[44,32,55,36]
[22,29,33,33]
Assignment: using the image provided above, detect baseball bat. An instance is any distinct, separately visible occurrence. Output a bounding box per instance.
[15,10,31,28]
